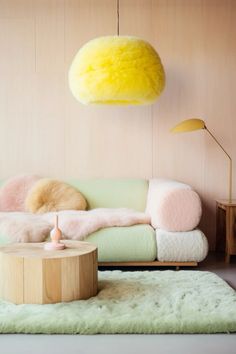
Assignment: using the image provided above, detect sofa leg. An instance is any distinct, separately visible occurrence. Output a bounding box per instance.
[176,266,180,271]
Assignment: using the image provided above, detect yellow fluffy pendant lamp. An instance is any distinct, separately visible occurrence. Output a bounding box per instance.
[68,1,165,106]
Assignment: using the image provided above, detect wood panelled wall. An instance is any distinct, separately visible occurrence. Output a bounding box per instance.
[0,0,235,248]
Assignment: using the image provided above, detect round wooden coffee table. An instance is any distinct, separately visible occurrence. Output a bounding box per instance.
[0,241,97,304]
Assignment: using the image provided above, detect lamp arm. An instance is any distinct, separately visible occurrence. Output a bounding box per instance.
[205,127,232,203]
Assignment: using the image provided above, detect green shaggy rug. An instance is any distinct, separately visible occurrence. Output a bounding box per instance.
[0,271,236,334]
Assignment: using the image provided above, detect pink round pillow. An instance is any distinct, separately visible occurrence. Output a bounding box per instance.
[152,188,202,232]
[0,175,41,212]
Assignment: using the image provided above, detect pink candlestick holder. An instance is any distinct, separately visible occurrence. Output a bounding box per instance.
[44,214,66,251]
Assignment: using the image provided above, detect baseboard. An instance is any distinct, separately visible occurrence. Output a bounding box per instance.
[98,261,198,267]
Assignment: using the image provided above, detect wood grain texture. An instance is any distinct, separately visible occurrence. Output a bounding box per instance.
[0,241,98,304]
[216,201,236,263]
[24,257,43,304]
[0,253,24,304]
[61,255,81,302]
[0,0,236,249]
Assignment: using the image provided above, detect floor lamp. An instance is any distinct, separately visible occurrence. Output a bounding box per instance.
[171,118,233,203]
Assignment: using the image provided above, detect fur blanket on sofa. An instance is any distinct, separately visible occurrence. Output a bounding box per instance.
[0,209,150,243]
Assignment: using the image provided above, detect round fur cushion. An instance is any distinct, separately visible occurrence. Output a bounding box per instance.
[25,179,87,213]
[152,188,202,232]
[0,175,41,212]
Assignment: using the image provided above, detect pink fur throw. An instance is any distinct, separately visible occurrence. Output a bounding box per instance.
[0,212,51,243]
[0,209,150,243]
[43,208,151,241]
[146,179,202,232]
[0,175,40,212]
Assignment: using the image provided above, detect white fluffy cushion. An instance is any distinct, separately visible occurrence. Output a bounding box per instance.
[156,228,208,262]
[146,179,202,232]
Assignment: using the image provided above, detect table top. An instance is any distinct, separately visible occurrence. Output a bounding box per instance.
[216,199,236,207]
[0,241,97,259]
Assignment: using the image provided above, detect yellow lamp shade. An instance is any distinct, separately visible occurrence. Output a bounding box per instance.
[68,36,165,105]
[171,119,206,133]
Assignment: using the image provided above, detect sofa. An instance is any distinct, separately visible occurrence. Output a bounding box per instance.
[67,178,208,266]
[0,177,208,267]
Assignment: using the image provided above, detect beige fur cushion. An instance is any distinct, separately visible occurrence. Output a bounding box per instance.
[25,179,87,213]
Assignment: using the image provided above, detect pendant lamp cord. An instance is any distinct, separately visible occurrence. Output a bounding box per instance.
[117,0,120,36]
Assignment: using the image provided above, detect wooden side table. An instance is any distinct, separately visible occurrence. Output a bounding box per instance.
[216,200,236,263]
[0,241,97,304]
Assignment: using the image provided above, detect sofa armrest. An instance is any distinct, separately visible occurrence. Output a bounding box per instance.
[146,179,202,232]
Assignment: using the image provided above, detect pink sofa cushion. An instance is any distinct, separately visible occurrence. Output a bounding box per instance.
[154,188,201,231]
[146,179,202,232]
[0,175,40,212]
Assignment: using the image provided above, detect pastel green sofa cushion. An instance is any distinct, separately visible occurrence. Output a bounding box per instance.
[67,179,148,211]
[86,224,156,262]
[0,224,157,262]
